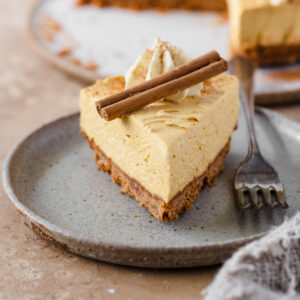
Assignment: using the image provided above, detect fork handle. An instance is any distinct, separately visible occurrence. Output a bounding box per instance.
[229,56,260,154]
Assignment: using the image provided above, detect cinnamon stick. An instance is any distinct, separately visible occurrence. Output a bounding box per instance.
[96,50,220,111]
[99,58,228,121]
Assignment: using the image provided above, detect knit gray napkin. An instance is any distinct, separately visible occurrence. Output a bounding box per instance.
[204,212,300,300]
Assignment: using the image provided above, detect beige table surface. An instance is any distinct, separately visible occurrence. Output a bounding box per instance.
[1,1,300,299]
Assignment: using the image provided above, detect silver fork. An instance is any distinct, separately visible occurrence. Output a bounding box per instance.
[230,56,288,209]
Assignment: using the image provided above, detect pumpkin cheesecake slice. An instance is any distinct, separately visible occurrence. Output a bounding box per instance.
[79,39,239,221]
[227,0,300,65]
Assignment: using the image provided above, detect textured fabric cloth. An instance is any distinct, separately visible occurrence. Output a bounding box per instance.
[204,212,300,300]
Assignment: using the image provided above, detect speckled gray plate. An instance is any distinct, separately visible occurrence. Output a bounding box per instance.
[3,108,300,268]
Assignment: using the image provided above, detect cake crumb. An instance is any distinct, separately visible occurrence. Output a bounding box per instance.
[84,60,99,71]
[57,47,72,57]
[71,57,81,66]
[40,15,61,42]
[43,15,61,31]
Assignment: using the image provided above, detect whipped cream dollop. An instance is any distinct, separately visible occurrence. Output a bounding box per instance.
[125,38,203,103]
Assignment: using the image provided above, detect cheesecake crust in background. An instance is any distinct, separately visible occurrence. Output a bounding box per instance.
[241,44,300,66]
[82,130,231,221]
[76,0,227,11]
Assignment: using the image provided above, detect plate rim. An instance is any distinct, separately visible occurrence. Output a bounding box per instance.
[2,109,299,268]
[26,0,300,106]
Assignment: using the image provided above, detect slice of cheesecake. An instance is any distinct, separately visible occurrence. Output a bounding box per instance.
[227,0,300,65]
[79,40,239,221]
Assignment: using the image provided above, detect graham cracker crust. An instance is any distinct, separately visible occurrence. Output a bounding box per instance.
[82,130,230,221]
[76,0,226,11]
[238,44,300,66]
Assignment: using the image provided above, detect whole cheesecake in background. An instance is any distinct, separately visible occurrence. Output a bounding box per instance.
[76,0,300,66]
[79,39,239,221]
[76,0,226,11]
[227,0,300,65]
